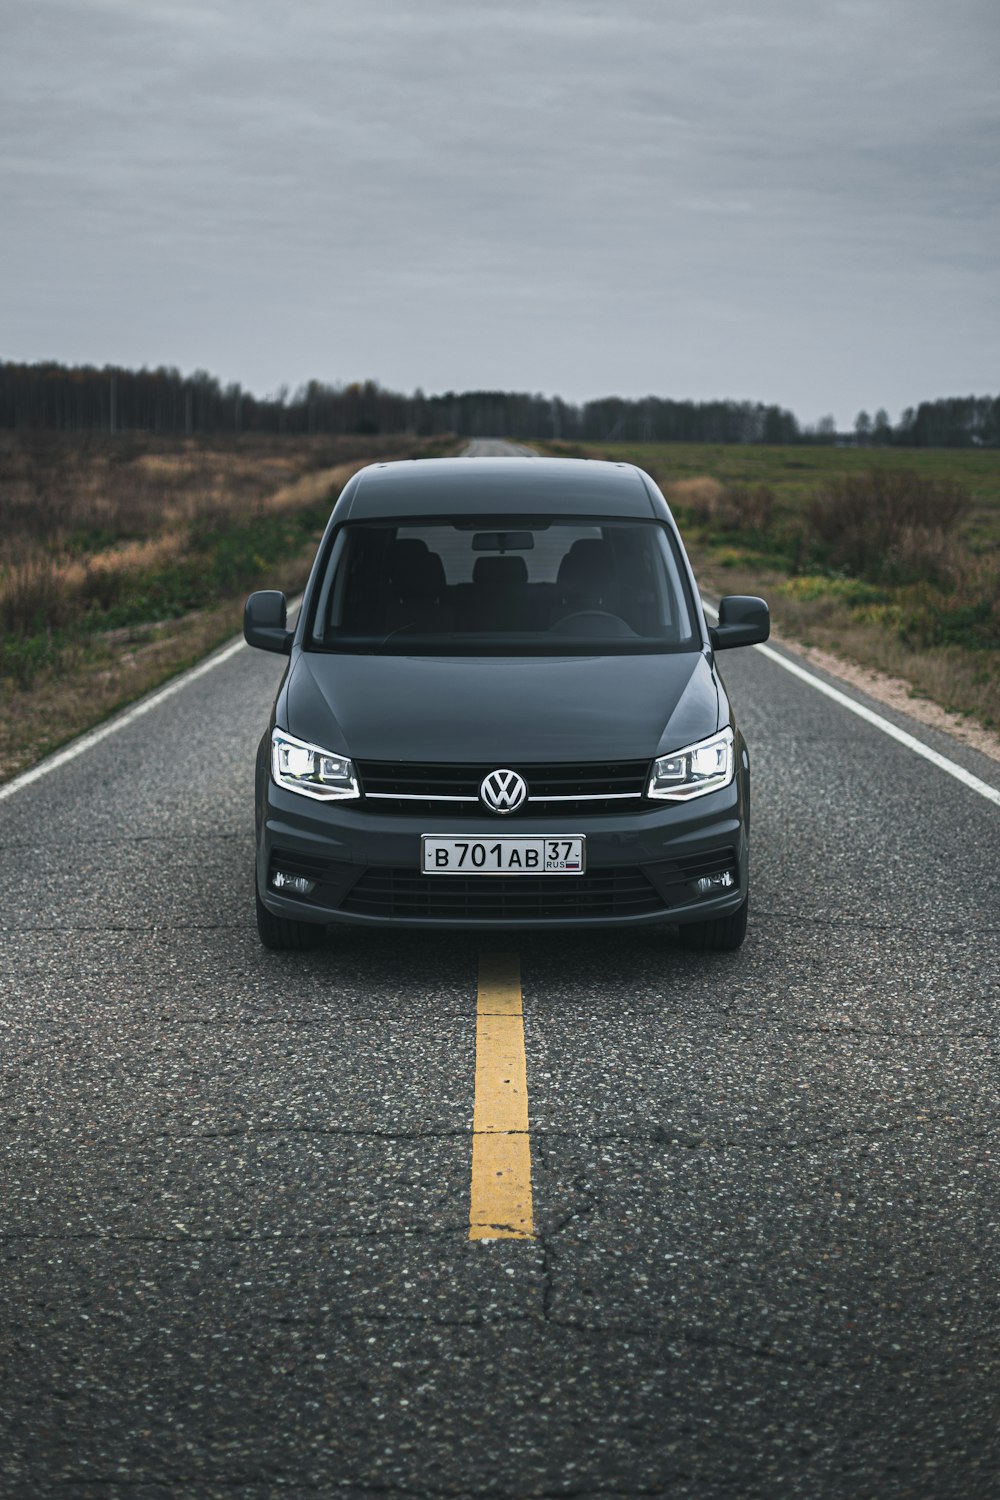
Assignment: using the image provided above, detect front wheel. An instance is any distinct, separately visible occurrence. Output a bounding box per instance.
[677,896,748,952]
[255,882,327,951]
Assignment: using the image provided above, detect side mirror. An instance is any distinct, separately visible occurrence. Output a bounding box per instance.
[709,595,770,651]
[244,591,293,654]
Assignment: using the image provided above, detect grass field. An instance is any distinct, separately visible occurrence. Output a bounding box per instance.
[0,432,450,781]
[545,440,1000,731]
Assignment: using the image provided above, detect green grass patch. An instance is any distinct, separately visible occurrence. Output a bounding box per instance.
[781,574,887,605]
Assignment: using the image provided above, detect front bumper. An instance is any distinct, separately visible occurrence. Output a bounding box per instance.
[256,770,750,931]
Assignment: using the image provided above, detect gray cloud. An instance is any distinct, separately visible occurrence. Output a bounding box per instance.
[2,0,997,422]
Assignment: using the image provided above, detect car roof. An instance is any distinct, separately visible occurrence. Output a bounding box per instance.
[336,457,665,521]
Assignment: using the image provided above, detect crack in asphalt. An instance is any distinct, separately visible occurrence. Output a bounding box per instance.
[0,1227,469,1243]
[4,1313,967,1375]
[0,831,252,852]
[35,1481,692,1498]
[6,1119,992,1151]
[0,923,248,933]
[753,912,1000,934]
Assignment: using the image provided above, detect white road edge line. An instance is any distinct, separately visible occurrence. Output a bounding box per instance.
[0,597,303,806]
[0,638,246,805]
[703,600,1000,808]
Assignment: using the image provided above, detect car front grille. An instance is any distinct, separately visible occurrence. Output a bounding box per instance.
[339,865,666,920]
[355,759,650,816]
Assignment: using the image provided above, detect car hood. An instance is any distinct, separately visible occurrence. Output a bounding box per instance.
[281,651,721,763]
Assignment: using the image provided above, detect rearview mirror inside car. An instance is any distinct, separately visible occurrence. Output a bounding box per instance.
[472,531,535,552]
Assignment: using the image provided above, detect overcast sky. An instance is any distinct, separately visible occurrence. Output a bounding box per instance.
[2,0,997,425]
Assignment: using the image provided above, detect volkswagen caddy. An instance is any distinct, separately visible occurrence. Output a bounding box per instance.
[244,457,768,951]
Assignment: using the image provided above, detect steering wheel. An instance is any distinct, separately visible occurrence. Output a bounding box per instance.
[548,611,636,636]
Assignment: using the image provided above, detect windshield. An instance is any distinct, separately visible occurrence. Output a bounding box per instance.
[307,517,698,654]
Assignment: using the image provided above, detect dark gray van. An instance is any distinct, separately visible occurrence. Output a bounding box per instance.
[244,458,768,951]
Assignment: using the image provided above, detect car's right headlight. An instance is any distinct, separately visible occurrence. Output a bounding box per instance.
[271,729,359,801]
[647,727,735,801]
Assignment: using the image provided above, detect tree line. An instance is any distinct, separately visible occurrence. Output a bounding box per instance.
[0,360,996,447]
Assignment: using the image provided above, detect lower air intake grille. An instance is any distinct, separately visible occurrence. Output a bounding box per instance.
[340,866,666,921]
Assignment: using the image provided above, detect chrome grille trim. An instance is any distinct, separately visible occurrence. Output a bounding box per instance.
[364,790,642,804]
[366,792,478,802]
[356,759,651,816]
[531,792,642,802]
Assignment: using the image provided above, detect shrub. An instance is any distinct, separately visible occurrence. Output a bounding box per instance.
[0,557,75,635]
[808,470,970,584]
[664,478,723,527]
[0,629,63,690]
[716,483,775,535]
[667,478,775,538]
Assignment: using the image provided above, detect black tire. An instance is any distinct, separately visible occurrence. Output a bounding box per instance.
[255,883,327,951]
[677,895,748,952]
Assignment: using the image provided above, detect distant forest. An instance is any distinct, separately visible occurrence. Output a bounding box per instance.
[1,360,997,447]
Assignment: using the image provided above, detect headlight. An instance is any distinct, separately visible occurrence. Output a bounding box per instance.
[647,727,735,801]
[271,729,359,801]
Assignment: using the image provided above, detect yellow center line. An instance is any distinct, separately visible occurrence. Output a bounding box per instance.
[469,952,534,1241]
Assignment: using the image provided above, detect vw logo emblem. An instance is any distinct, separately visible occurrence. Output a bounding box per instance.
[480,768,528,815]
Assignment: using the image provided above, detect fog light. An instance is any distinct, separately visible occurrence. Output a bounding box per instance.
[694,870,736,895]
[271,870,317,896]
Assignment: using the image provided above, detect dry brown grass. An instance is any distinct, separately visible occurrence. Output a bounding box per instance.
[664,477,725,510]
[0,434,425,646]
[665,477,775,535]
[0,431,401,539]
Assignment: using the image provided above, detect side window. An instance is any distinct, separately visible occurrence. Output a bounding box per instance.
[309,530,346,644]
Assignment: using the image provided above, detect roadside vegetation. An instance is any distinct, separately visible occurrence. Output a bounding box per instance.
[3,431,997,783]
[0,432,453,780]
[544,441,1000,730]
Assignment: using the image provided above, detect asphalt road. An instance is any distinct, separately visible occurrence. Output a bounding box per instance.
[3,446,1000,1499]
[461,439,537,457]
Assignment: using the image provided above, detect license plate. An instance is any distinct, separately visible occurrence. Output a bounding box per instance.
[421,836,586,875]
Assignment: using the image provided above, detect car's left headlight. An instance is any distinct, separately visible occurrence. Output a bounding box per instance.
[647,727,735,801]
[271,729,359,801]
